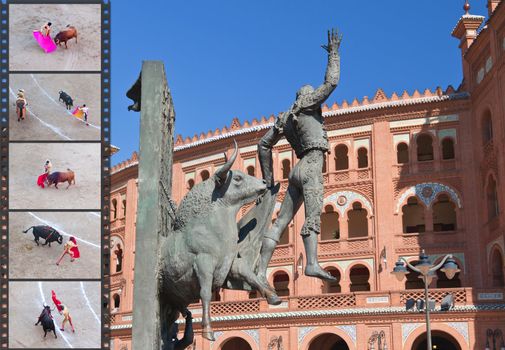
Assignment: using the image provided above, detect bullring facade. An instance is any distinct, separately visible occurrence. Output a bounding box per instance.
[110,2,505,349]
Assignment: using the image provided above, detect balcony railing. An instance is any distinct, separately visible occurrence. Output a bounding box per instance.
[110,288,504,329]
[181,287,481,319]
[319,236,373,257]
[271,244,294,262]
[396,230,465,252]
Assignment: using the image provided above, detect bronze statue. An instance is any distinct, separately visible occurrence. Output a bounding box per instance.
[257,29,342,285]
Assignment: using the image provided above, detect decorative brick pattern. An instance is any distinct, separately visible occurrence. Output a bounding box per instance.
[400,289,467,304]
[211,300,260,315]
[297,294,356,309]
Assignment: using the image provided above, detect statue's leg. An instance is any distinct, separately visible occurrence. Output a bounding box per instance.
[235,260,282,305]
[194,255,215,341]
[258,184,302,286]
[300,151,336,281]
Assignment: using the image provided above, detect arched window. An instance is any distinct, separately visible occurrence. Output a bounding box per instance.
[357,148,368,168]
[187,179,195,190]
[246,165,255,176]
[405,262,424,290]
[321,205,340,240]
[281,159,291,179]
[349,264,370,291]
[322,156,327,173]
[487,175,499,220]
[335,144,349,170]
[397,142,409,164]
[432,194,457,232]
[114,243,123,272]
[482,110,493,145]
[441,138,455,160]
[402,197,425,233]
[221,337,253,350]
[322,267,341,293]
[491,249,505,287]
[348,202,368,238]
[122,199,127,217]
[273,271,290,297]
[417,134,434,161]
[111,199,117,219]
[200,170,210,181]
[113,294,120,309]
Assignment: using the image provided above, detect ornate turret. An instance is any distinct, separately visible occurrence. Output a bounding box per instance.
[452,1,485,55]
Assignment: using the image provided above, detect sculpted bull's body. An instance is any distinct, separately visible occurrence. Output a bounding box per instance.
[157,142,279,347]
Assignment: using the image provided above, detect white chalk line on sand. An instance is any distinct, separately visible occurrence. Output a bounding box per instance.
[28,212,100,249]
[30,74,101,130]
[88,212,101,218]
[38,282,74,348]
[80,282,101,325]
[9,87,71,140]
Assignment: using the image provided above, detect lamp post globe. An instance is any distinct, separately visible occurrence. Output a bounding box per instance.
[392,260,408,281]
[440,256,460,280]
[416,250,432,275]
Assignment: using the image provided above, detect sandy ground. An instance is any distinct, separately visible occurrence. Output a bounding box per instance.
[9,4,101,71]
[10,74,101,141]
[9,212,101,279]
[9,143,101,210]
[9,281,101,348]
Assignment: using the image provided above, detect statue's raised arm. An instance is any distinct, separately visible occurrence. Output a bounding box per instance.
[294,28,342,111]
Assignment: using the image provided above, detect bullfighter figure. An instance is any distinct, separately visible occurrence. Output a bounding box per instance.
[257,29,342,285]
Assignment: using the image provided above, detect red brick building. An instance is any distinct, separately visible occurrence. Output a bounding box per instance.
[110,2,505,349]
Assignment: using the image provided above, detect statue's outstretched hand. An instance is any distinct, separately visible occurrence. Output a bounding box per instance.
[321,28,343,54]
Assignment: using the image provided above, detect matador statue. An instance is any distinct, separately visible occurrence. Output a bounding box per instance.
[257,29,342,285]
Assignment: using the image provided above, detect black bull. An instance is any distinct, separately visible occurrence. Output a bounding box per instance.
[23,225,63,246]
[35,306,57,338]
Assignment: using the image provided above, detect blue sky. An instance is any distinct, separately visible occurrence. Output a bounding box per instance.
[111,0,488,164]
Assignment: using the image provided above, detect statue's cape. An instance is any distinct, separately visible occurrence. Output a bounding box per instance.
[224,184,279,291]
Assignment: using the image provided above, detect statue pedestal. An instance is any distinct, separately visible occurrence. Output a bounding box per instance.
[131,61,175,350]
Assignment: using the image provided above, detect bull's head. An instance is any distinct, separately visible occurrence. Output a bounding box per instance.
[56,233,63,244]
[54,37,60,45]
[214,140,267,206]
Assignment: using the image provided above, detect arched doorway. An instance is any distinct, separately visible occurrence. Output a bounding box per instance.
[220,337,252,350]
[411,331,461,350]
[308,333,350,350]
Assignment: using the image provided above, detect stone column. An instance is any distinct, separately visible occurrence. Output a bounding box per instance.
[131,61,176,350]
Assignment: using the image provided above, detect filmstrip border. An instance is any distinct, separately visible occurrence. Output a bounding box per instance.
[0,0,8,347]
[101,0,111,348]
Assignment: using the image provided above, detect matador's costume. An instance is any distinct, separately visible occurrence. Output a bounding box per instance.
[257,32,341,283]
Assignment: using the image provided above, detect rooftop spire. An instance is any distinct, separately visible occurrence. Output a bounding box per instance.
[464,0,471,14]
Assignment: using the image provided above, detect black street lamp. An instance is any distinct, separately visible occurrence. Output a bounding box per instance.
[368,330,387,350]
[391,250,460,350]
[485,329,505,350]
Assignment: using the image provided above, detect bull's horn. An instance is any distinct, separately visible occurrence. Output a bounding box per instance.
[215,140,238,185]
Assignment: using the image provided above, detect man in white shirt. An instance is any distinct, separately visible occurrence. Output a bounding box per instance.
[78,104,89,126]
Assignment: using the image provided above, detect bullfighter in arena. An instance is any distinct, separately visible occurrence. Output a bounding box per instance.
[51,290,75,332]
[56,236,80,265]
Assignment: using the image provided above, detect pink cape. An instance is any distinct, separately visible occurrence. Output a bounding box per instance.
[33,31,57,53]
[72,107,84,119]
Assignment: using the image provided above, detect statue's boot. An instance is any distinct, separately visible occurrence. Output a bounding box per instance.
[202,328,215,341]
[303,233,337,281]
[264,288,282,306]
